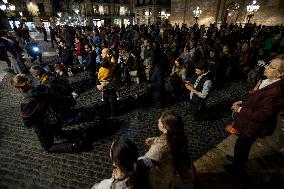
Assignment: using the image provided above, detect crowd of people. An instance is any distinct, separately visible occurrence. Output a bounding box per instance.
[1,21,284,188]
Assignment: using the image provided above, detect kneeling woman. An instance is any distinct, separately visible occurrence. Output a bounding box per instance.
[11,74,81,152]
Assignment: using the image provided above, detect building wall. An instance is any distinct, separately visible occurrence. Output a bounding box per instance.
[135,0,171,25]
[11,0,53,24]
[171,0,284,26]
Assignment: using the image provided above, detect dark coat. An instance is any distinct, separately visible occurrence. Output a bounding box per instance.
[85,51,97,71]
[21,85,52,128]
[234,79,284,138]
[60,47,73,66]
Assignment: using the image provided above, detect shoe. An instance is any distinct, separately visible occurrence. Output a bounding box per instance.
[101,98,104,102]
[116,97,120,101]
[225,155,234,162]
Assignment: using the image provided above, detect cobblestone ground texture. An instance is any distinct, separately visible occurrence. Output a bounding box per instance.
[0,37,252,189]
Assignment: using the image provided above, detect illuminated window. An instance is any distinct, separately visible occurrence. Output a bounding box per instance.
[120,6,126,15]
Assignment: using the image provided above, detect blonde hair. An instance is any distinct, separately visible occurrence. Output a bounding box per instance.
[10,74,34,88]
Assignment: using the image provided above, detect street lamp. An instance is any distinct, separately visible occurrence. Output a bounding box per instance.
[246,0,260,23]
[193,6,202,24]
[0,0,15,11]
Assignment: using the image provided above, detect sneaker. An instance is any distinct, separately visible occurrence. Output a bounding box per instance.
[116,97,120,101]
[101,98,104,102]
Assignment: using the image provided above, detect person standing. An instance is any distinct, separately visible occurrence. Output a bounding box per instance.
[41,25,48,42]
[59,40,73,72]
[224,56,284,173]
[84,44,97,85]
[96,48,118,117]
[49,26,56,48]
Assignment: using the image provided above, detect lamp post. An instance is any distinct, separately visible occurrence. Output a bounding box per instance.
[0,0,16,27]
[145,10,149,25]
[161,10,170,25]
[246,0,259,23]
[0,0,16,12]
[193,6,202,24]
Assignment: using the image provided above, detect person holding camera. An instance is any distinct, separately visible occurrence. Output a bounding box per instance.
[185,63,212,121]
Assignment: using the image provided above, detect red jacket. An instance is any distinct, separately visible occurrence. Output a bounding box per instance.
[235,79,284,138]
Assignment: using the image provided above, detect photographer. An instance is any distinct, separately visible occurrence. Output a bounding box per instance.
[26,38,43,63]
[185,63,212,120]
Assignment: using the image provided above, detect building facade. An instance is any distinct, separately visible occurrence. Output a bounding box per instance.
[135,0,171,25]
[10,0,53,24]
[171,0,284,26]
[58,0,135,26]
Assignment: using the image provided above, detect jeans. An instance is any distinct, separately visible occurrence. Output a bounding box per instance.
[234,132,257,169]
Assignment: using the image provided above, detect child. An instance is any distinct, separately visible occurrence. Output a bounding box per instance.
[98,57,116,101]
[92,138,149,189]
[140,111,195,189]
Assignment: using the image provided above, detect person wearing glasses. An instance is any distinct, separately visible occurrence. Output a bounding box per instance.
[224,55,284,173]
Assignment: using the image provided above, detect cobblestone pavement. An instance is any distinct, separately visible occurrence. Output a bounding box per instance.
[0,38,252,189]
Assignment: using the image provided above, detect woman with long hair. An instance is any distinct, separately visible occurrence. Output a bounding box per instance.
[92,138,149,189]
[141,111,195,189]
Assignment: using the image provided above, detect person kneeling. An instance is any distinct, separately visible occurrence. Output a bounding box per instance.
[11,74,82,153]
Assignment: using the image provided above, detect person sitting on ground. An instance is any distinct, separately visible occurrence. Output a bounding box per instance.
[140,111,196,189]
[91,138,149,189]
[10,74,82,152]
[185,63,212,121]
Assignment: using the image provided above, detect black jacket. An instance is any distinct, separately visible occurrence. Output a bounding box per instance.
[21,85,53,128]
